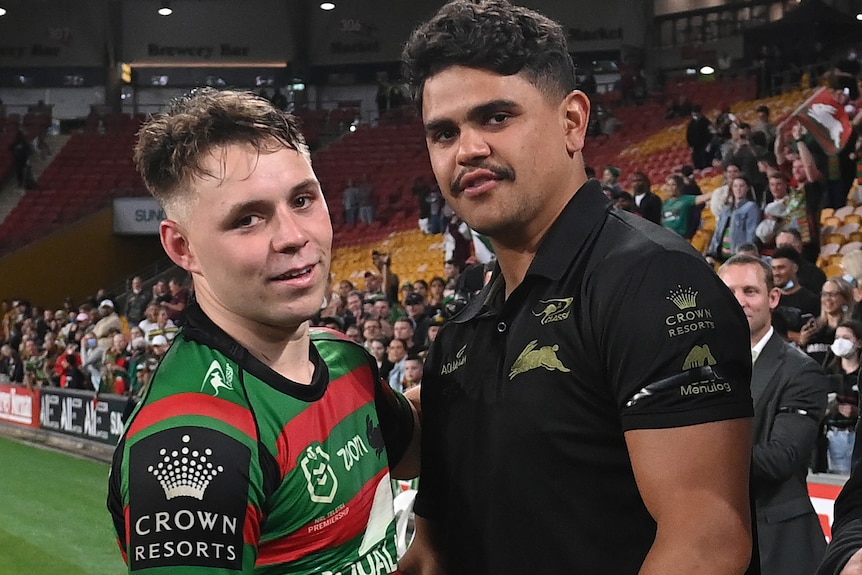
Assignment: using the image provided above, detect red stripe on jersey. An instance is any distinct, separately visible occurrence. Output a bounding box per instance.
[244,503,263,545]
[256,468,389,566]
[121,506,131,563]
[127,393,256,440]
[275,365,375,479]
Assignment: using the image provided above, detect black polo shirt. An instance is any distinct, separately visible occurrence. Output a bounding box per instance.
[415,179,753,575]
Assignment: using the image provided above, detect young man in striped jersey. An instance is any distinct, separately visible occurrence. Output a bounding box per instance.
[107,88,420,575]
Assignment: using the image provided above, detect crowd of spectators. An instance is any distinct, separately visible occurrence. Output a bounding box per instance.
[0,275,189,399]
[592,62,862,475]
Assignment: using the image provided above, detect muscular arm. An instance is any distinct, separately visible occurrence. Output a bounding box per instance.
[818,433,862,575]
[399,516,447,575]
[626,418,753,575]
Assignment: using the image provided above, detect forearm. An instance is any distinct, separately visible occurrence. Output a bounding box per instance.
[400,516,447,575]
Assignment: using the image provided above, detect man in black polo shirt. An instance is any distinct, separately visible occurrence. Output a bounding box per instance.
[400,2,755,574]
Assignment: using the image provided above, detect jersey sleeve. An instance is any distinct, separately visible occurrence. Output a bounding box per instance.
[108,395,264,574]
[410,339,447,521]
[371,354,415,469]
[593,250,754,431]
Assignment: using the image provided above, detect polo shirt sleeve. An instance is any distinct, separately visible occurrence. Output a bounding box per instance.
[593,250,753,431]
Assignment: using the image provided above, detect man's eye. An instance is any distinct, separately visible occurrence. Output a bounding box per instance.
[236,215,263,228]
[434,129,456,143]
[487,113,509,125]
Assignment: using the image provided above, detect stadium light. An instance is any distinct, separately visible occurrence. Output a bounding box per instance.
[320,2,335,10]
[857,12,862,21]
[0,7,7,16]
[700,65,715,75]
[158,1,172,16]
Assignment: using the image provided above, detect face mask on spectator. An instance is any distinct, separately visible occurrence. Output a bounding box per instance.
[86,338,97,348]
[831,338,856,358]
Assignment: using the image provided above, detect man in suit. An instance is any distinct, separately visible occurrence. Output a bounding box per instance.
[630,171,662,225]
[719,254,828,574]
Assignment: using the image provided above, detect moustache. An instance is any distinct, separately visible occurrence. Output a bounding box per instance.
[451,163,515,195]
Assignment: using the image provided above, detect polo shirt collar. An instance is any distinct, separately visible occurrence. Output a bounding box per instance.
[453,178,611,323]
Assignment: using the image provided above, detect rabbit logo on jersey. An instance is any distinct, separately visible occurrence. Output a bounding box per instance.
[300,443,339,503]
[201,360,234,397]
[128,426,249,571]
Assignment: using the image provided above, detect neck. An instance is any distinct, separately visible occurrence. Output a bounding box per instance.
[197,299,313,384]
[750,325,772,348]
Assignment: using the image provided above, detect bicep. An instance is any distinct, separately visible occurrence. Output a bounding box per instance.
[626,419,752,532]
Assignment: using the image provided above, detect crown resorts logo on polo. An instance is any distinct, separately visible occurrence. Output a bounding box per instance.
[148,434,223,500]
[667,285,698,310]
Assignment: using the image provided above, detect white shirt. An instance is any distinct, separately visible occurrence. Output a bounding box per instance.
[751,326,774,364]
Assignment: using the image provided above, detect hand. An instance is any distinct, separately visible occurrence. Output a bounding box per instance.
[842,548,862,575]
[798,320,818,345]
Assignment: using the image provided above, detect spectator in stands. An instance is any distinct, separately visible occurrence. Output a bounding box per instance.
[799,278,854,366]
[601,165,622,196]
[358,174,376,224]
[427,276,447,311]
[163,277,189,325]
[776,229,825,293]
[413,176,433,233]
[752,105,777,151]
[370,336,394,381]
[404,292,431,347]
[823,319,862,475]
[343,290,366,327]
[147,307,178,343]
[151,279,170,305]
[102,332,130,395]
[630,171,662,225]
[661,174,712,239]
[0,342,23,383]
[393,317,420,356]
[55,342,83,389]
[42,332,62,385]
[137,303,159,341]
[80,330,105,392]
[443,258,462,293]
[444,214,473,270]
[361,318,382,351]
[93,299,123,348]
[342,178,359,225]
[710,164,740,220]
[718,254,828,574]
[723,125,764,203]
[386,337,408,391]
[372,297,397,336]
[708,176,762,262]
[402,355,424,391]
[9,129,32,189]
[425,183,445,234]
[772,246,821,344]
[687,105,713,169]
[20,338,47,389]
[371,250,399,304]
[123,276,150,327]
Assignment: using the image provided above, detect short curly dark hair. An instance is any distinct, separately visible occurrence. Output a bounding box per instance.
[134,88,308,212]
[401,0,575,109]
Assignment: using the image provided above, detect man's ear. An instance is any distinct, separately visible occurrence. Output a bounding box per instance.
[563,90,591,156]
[159,219,199,274]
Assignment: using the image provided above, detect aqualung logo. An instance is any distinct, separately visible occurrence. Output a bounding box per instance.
[129,427,249,570]
[441,344,467,375]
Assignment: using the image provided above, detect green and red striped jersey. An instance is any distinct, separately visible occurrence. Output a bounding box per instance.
[108,304,413,575]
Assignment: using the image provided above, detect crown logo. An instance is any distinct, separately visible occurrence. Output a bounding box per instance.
[148,434,223,500]
[667,285,698,310]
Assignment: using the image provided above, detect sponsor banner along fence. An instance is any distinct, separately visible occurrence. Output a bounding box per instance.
[0,383,41,428]
[39,387,128,445]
